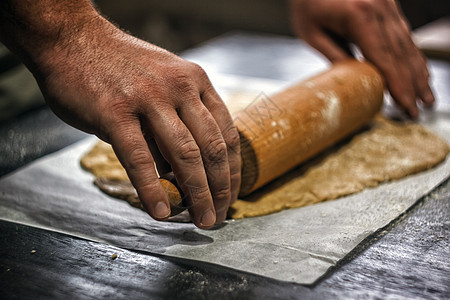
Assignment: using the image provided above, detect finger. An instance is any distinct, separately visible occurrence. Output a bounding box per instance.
[378,8,419,117]
[347,4,418,117]
[415,58,435,108]
[305,28,352,62]
[148,105,217,229]
[396,23,435,108]
[178,96,232,224]
[201,88,241,206]
[389,2,435,107]
[201,86,241,219]
[414,56,435,108]
[109,118,170,220]
[147,138,172,176]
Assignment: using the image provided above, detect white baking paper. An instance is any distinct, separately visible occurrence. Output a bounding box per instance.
[0,74,449,285]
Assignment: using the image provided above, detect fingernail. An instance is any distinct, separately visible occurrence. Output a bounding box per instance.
[201,209,216,227]
[154,201,170,219]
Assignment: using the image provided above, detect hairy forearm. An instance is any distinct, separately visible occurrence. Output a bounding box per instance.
[0,0,100,71]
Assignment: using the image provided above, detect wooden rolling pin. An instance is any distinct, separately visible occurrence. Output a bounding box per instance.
[158,59,384,210]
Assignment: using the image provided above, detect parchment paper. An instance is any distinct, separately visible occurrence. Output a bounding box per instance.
[0,74,449,285]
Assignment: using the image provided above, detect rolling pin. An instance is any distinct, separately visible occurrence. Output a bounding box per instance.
[139,59,384,213]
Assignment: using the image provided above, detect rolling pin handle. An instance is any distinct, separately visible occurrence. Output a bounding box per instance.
[159,172,187,216]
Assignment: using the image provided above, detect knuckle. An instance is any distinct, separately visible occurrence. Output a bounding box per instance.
[106,98,133,119]
[167,61,206,89]
[165,66,197,96]
[164,61,212,100]
[213,187,230,203]
[400,20,411,33]
[125,146,153,172]
[173,78,196,96]
[175,138,202,165]
[377,0,390,7]
[188,185,211,204]
[101,100,138,132]
[204,137,228,164]
[187,61,208,79]
[392,40,406,59]
[351,0,375,15]
[187,62,212,92]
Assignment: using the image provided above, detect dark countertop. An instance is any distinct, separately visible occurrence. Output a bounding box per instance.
[1,32,449,299]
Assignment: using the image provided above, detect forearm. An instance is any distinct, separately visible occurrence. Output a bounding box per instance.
[0,0,101,72]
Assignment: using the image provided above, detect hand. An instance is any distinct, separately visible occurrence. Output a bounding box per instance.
[290,0,435,118]
[0,3,241,229]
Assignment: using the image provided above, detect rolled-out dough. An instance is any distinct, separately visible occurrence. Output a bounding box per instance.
[80,116,449,219]
[80,140,128,181]
[230,116,449,218]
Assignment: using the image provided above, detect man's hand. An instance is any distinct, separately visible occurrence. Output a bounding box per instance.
[290,0,435,118]
[0,0,241,228]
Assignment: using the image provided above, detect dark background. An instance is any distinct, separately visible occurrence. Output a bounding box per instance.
[94,0,450,53]
[1,0,449,123]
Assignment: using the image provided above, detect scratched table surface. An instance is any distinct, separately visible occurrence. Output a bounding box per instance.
[1,32,449,299]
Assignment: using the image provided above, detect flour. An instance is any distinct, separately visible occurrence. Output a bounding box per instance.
[316,91,341,131]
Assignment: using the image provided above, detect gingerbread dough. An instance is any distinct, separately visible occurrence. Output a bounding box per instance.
[81,116,449,219]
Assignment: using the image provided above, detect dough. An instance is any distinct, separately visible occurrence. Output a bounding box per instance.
[80,116,449,219]
[230,116,449,218]
[80,140,128,181]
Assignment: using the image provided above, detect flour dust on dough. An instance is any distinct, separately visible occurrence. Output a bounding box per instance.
[81,116,449,219]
